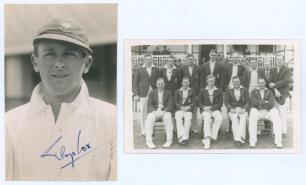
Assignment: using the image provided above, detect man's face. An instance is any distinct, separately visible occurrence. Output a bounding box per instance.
[232,78,240,89]
[258,79,266,89]
[186,56,194,66]
[209,52,217,62]
[156,79,165,90]
[182,79,190,89]
[250,60,257,70]
[32,41,92,96]
[275,56,285,68]
[207,77,215,88]
[144,56,153,67]
[167,58,174,68]
[230,52,240,65]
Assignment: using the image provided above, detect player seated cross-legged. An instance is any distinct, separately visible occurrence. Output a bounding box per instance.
[224,76,250,146]
[248,77,283,148]
[198,75,223,149]
[174,76,196,144]
[145,78,173,149]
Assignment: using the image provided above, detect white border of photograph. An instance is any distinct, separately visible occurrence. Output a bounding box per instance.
[124,39,301,154]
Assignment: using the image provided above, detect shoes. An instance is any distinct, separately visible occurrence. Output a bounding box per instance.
[203,138,210,149]
[201,139,205,145]
[178,137,186,144]
[192,130,199,134]
[250,142,256,148]
[146,142,156,149]
[235,139,245,146]
[162,141,173,148]
[141,131,146,136]
[276,143,283,148]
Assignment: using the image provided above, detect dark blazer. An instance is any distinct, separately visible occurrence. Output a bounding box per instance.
[270,66,292,105]
[175,65,183,86]
[222,63,246,91]
[241,69,265,90]
[260,68,273,84]
[147,89,173,114]
[250,88,275,111]
[174,88,196,111]
[200,61,224,89]
[198,87,223,112]
[181,65,200,95]
[133,67,160,97]
[224,87,250,111]
[161,68,180,95]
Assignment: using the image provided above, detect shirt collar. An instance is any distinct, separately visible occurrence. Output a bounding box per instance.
[29,80,91,114]
[180,87,191,91]
[230,85,244,89]
[249,68,257,72]
[205,86,218,91]
[257,87,268,91]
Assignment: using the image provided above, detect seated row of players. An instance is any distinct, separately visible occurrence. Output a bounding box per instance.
[145,76,284,149]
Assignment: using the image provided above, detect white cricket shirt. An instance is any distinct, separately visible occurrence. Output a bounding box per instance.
[5,82,116,181]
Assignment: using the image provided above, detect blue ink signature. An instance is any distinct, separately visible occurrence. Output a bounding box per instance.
[40,130,97,169]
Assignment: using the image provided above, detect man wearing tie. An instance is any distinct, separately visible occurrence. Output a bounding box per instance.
[161,55,180,95]
[249,77,283,148]
[174,77,196,144]
[181,54,200,133]
[224,76,250,145]
[145,78,173,149]
[133,54,161,135]
[262,61,273,85]
[200,49,223,89]
[198,75,223,149]
[269,55,292,136]
[222,52,246,91]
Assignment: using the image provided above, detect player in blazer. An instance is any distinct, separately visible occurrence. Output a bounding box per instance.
[249,77,282,148]
[200,49,224,89]
[224,76,250,145]
[174,77,196,144]
[181,54,201,133]
[222,52,246,91]
[145,78,173,149]
[268,55,292,135]
[161,55,180,95]
[133,54,161,135]
[198,75,223,149]
[241,59,265,94]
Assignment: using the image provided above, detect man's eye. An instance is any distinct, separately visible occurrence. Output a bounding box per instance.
[44,52,55,57]
[65,52,78,57]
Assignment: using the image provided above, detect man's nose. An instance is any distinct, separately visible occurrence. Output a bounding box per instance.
[54,62,66,69]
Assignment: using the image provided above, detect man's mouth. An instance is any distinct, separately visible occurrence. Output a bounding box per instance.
[51,74,69,78]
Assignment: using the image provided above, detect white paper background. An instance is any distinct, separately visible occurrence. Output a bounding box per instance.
[1,0,306,185]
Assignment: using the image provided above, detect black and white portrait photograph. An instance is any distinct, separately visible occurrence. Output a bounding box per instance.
[124,40,301,153]
[5,4,117,181]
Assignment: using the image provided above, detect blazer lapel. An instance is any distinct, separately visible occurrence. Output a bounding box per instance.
[228,64,233,79]
[143,67,150,78]
[162,91,166,105]
[277,67,284,80]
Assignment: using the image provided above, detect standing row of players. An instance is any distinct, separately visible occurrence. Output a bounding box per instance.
[133,49,292,149]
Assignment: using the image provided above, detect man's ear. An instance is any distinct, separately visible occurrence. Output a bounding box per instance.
[83,55,93,74]
[31,54,40,72]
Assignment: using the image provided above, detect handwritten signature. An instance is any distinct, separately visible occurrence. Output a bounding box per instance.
[40,130,96,169]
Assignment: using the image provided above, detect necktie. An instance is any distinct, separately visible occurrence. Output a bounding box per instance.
[265,70,269,79]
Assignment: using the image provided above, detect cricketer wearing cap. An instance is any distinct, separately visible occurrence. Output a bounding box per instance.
[5,18,116,181]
